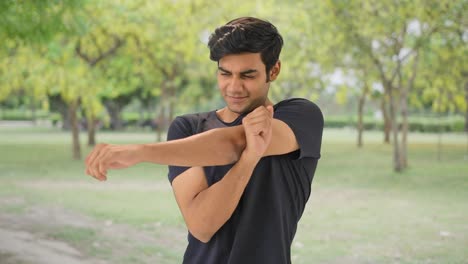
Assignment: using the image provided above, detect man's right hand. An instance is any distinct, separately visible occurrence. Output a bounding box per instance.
[241,105,274,159]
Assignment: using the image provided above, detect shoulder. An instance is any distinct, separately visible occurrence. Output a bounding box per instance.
[170,111,215,126]
[274,98,323,123]
[275,97,320,109]
[273,98,324,159]
[167,111,214,140]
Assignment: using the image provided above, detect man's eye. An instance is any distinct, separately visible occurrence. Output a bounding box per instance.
[220,72,230,76]
[242,75,254,79]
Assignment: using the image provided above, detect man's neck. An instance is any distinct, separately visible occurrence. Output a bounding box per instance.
[216,98,273,123]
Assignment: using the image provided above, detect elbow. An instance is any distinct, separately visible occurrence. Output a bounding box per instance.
[192,232,213,244]
[188,226,215,243]
[228,131,245,163]
[214,133,244,165]
[185,213,216,243]
[227,146,242,164]
[209,126,245,165]
[214,148,239,165]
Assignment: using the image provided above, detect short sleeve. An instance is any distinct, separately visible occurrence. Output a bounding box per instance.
[166,116,193,183]
[273,98,323,159]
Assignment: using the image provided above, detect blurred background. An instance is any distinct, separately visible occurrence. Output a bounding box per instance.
[0,0,467,263]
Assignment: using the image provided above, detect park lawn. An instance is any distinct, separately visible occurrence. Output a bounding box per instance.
[0,127,467,263]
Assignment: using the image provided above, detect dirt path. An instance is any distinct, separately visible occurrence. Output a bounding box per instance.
[0,203,105,264]
[0,197,185,264]
[0,227,93,264]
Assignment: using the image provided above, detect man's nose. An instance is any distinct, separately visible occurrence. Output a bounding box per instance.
[227,77,243,92]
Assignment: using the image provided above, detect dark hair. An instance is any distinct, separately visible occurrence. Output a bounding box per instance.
[208,17,283,81]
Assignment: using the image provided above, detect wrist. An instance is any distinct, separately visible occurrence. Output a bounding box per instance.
[239,150,262,167]
[137,144,151,163]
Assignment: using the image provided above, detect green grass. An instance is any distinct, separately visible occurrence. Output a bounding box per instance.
[0,127,467,263]
[50,227,99,249]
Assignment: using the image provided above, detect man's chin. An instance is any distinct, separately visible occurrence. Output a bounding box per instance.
[227,106,248,115]
[227,98,266,115]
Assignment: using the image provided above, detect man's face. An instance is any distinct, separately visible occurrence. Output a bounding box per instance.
[217,53,279,115]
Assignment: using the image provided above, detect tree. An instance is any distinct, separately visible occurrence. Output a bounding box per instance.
[75,25,126,137]
[315,0,461,171]
[47,38,99,159]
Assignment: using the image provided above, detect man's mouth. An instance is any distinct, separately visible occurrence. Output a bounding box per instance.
[227,95,248,103]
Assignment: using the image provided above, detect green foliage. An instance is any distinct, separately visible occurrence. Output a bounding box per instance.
[415,7,467,113]
[0,0,86,43]
[0,0,465,130]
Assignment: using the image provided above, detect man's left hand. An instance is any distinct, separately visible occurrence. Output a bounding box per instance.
[85,143,143,181]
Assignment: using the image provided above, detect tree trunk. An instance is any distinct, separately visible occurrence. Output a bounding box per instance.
[388,87,402,172]
[169,87,175,133]
[381,96,391,144]
[156,102,166,142]
[48,94,71,130]
[139,106,145,126]
[30,95,37,126]
[357,89,366,148]
[400,88,408,169]
[437,116,443,161]
[104,101,123,130]
[460,74,467,161]
[87,114,96,146]
[61,111,71,130]
[465,79,468,132]
[400,52,420,169]
[69,100,81,160]
[169,97,175,128]
[156,83,169,142]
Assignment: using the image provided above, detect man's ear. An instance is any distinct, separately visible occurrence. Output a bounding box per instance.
[269,60,281,82]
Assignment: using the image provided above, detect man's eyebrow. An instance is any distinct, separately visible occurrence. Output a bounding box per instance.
[218,67,258,75]
[240,69,258,75]
[218,66,231,73]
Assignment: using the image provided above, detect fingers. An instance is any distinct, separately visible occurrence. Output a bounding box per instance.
[242,105,275,158]
[247,105,274,119]
[97,150,111,180]
[84,144,138,181]
[243,116,271,135]
[85,143,106,167]
[243,106,274,135]
[266,105,274,118]
[85,143,109,181]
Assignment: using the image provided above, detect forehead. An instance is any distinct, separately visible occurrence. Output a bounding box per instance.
[218,53,265,73]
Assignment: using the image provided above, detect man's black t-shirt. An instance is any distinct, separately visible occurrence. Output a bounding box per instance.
[167,98,323,264]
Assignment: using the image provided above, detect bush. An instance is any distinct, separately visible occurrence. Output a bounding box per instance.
[323,115,465,133]
[2,109,464,133]
[0,109,50,121]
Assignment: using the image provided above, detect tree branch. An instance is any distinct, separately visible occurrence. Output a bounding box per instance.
[75,33,124,67]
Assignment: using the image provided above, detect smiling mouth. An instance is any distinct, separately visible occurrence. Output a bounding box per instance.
[227,95,248,100]
[227,96,248,104]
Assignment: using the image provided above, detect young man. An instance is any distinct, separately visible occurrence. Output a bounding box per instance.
[85,17,323,264]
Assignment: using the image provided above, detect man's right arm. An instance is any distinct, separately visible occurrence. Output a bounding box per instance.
[171,151,260,243]
[170,106,274,243]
